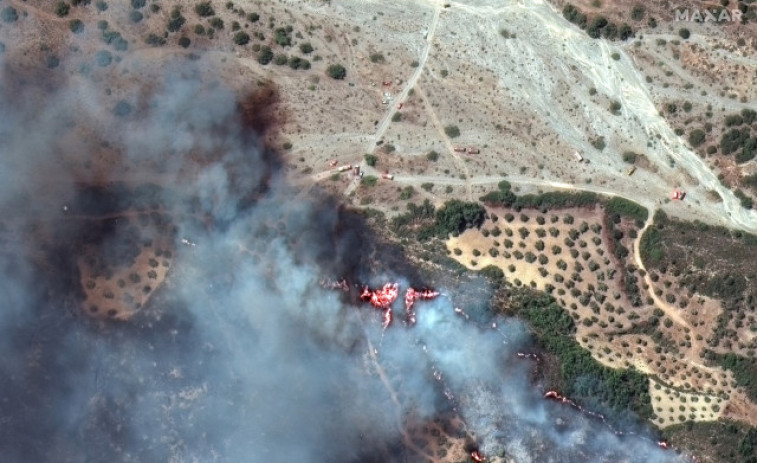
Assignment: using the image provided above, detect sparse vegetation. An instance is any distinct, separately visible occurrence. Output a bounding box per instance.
[145,33,167,46]
[399,186,415,201]
[168,8,187,33]
[362,175,378,187]
[369,53,385,63]
[56,2,71,17]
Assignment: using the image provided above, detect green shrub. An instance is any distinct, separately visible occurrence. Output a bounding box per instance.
[1,6,18,23]
[168,9,186,32]
[480,189,515,207]
[113,100,133,117]
[622,151,638,164]
[434,200,485,237]
[274,27,291,46]
[688,129,706,148]
[479,265,504,281]
[444,125,460,138]
[606,197,648,222]
[299,42,314,54]
[69,19,85,33]
[210,17,224,29]
[426,150,439,162]
[247,12,259,23]
[102,29,127,51]
[95,50,113,67]
[679,28,690,39]
[591,136,606,151]
[630,5,645,21]
[56,2,71,17]
[178,37,191,48]
[145,33,166,46]
[130,10,143,23]
[195,2,215,17]
[258,46,273,65]
[586,15,608,38]
[364,154,378,167]
[399,186,415,200]
[327,63,347,79]
[618,23,634,40]
[562,3,588,28]
[233,31,250,45]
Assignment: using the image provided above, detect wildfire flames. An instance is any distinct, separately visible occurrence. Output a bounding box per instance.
[404,288,439,325]
[321,280,441,330]
[354,282,440,329]
[360,283,400,309]
[543,389,676,452]
[360,283,399,329]
[471,450,486,462]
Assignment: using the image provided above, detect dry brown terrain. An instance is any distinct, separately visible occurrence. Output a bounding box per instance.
[2,0,756,459]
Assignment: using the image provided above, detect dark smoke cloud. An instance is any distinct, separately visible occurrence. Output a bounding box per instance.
[0,50,689,463]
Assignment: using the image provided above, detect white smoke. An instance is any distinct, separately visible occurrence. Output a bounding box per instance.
[0,50,690,463]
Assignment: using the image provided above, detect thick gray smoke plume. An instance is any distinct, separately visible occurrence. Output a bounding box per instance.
[0,52,688,463]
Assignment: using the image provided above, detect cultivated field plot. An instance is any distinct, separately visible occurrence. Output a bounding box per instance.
[78,216,174,320]
[447,203,757,428]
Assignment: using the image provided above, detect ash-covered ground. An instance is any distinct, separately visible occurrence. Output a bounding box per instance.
[0,53,688,462]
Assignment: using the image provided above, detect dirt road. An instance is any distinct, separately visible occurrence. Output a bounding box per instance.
[364,2,441,154]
